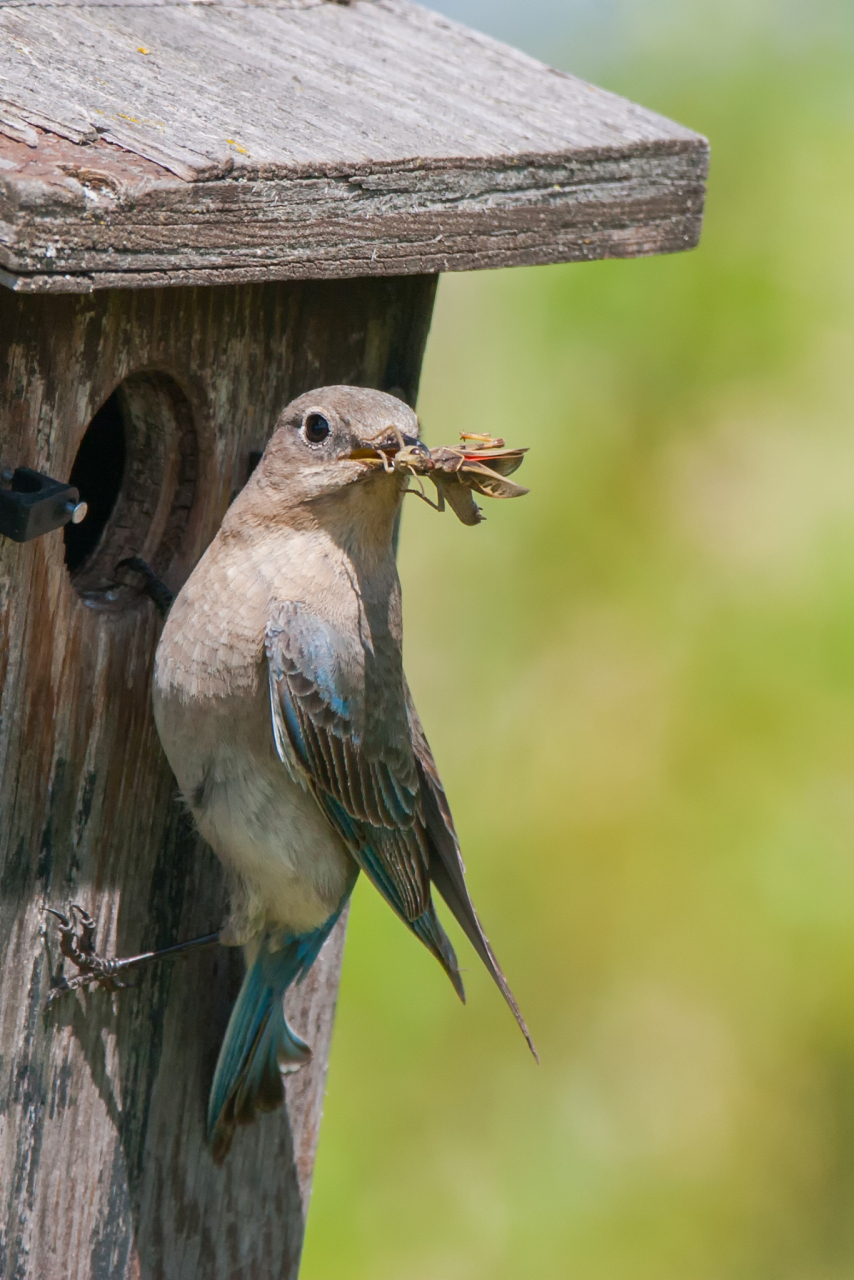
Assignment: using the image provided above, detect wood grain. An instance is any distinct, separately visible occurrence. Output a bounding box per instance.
[0,273,437,1280]
[0,0,708,291]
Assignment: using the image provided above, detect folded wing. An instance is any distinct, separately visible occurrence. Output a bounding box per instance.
[266,601,461,994]
[265,600,535,1056]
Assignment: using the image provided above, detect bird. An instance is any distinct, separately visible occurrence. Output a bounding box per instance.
[150,385,535,1161]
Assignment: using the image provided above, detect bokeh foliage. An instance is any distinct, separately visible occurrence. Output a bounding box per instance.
[302,33,854,1280]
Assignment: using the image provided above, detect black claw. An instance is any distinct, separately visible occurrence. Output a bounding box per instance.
[69,903,96,954]
[114,557,174,618]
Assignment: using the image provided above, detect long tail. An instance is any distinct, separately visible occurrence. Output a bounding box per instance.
[208,916,340,1163]
[412,728,539,1061]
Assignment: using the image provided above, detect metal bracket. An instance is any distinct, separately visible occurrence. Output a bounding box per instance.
[0,466,87,544]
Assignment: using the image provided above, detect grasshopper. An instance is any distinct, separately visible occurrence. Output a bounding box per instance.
[369,429,529,526]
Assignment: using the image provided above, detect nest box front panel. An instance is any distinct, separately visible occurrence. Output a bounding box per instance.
[0,273,436,1280]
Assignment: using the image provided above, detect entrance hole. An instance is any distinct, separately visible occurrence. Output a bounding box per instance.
[64,373,198,609]
[64,392,126,572]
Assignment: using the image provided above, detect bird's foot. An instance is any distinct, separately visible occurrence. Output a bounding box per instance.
[114,556,174,618]
[44,906,221,1006]
[45,903,130,1003]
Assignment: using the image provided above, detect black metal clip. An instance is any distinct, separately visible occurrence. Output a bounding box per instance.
[0,467,87,544]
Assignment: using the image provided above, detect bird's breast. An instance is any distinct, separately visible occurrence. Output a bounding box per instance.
[194,740,351,936]
[154,680,350,936]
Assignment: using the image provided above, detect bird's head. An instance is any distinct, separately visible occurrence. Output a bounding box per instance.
[229,386,421,548]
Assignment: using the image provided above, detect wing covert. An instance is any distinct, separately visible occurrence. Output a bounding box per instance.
[265,601,432,922]
[264,599,533,1052]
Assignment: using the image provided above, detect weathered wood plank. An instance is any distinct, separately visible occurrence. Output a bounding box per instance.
[0,0,707,290]
[0,273,437,1280]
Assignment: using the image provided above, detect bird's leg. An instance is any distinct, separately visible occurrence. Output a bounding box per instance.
[45,903,220,1005]
[114,556,174,618]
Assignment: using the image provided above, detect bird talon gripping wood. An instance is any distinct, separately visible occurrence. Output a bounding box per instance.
[45,904,220,1004]
[45,904,129,1001]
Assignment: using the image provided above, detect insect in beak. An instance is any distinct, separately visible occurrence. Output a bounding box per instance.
[349,429,529,525]
[349,428,429,472]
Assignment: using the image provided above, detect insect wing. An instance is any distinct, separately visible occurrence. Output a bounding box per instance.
[460,459,529,500]
[461,448,528,477]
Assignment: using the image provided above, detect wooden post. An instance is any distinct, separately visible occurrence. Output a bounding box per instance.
[0,276,436,1280]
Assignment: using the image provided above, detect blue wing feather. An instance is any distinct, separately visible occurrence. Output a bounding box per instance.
[265,601,534,1027]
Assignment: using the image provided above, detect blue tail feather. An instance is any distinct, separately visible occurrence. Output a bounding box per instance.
[208,912,342,1162]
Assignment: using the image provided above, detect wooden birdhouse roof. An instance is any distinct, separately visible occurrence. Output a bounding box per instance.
[0,0,708,293]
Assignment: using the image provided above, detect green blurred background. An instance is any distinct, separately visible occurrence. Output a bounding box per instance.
[302,3,854,1277]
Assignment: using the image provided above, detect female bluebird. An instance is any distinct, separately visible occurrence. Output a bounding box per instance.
[151,386,534,1160]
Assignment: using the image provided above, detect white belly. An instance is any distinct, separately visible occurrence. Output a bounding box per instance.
[190,744,351,938]
[152,590,353,940]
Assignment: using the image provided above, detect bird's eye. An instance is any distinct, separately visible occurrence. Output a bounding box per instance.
[302,412,331,445]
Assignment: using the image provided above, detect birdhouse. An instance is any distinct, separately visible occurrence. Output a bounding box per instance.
[0,3,708,1276]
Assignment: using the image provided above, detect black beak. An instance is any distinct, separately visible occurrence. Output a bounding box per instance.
[374,430,422,452]
[348,432,427,463]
